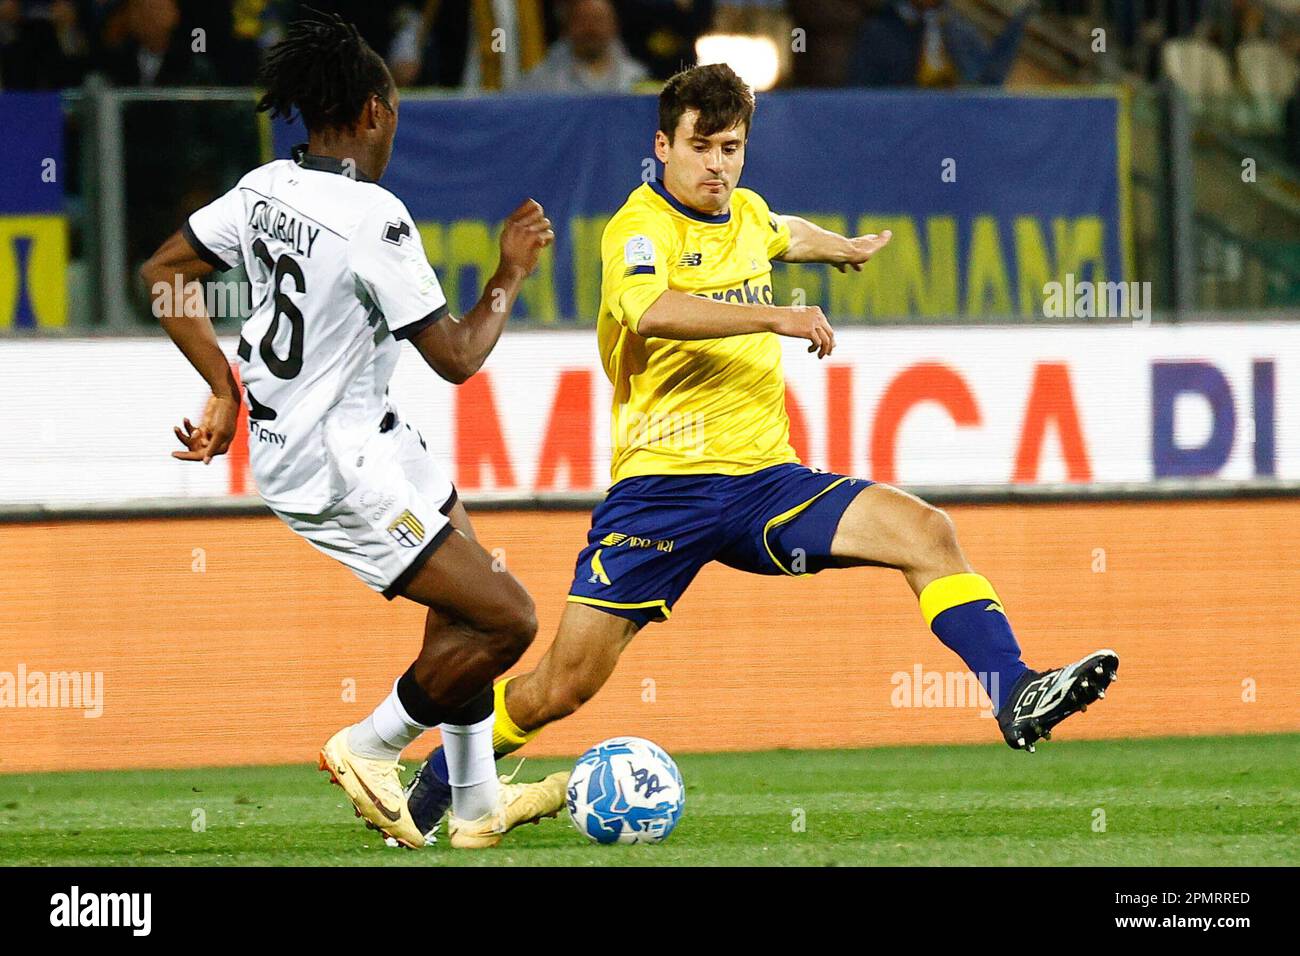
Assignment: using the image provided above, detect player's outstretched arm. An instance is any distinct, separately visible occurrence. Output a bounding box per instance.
[636,291,837,358]
[410,199,554,384]
[776,215,893,273]
[141,229,241,464]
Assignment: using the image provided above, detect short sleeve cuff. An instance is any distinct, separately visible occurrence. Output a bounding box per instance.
[617,286,668,335]
[770,231,792,260]
[391,304,449,341]
[182,219,232,272]
[768,218,792,260]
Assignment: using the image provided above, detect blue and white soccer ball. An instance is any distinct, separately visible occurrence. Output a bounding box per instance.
[566,736,685,845]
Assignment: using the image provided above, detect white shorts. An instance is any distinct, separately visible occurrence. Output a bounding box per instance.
[270,412,458,598]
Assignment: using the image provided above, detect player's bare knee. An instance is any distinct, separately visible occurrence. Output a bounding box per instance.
[918,504,960,561]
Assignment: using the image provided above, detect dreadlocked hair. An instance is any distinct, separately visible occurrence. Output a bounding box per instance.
[256,8,391,133]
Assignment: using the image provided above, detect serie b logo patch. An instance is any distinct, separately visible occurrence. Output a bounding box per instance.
[624,235,655,266]
[387,509,426,548]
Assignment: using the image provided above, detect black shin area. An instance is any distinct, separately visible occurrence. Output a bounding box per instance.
[396,668,493,728]
[396,665,449,727]
[441,685,494,727]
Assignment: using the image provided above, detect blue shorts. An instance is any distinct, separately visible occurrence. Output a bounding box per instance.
[567,463,873,627]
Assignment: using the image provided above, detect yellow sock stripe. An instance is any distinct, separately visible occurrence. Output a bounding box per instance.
[918,572,1003,627]
[762,477,853,576]
[491,677,540,756]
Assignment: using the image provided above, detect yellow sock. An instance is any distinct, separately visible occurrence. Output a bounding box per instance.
[917,572,1003,626]
[491,677,541,756]
[916,572,1026,713]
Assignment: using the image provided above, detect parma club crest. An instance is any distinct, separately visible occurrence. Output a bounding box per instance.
[386,509,426,548]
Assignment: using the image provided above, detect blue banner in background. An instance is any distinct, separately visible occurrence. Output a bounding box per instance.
[273,89,1128,322]
[0,92,66,329]
[0,93,63,214]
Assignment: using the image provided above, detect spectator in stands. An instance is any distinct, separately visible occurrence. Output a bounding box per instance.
[217,0,276,84]
[847,0,1036,88]
[285,0,397,61]
[614,0,713,80]
[388,2,431,87]
[520,0,649,92]
[95,0,221,85]
[0,0,88,88]
[786,0,879,88]
[395,0,549,89]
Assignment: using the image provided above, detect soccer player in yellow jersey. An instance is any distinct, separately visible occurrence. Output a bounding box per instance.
[406,63,1118,842]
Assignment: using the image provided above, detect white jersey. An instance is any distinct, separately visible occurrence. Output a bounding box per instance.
[185,146,447,512]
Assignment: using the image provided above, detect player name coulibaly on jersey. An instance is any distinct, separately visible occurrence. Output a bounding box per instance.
[598,180,796,483]
[184,146,448,513]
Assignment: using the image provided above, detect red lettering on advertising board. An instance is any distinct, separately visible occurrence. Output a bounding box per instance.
[870,363,981,483]
[535,370,593,489]
[455,372,517,489]
[826,365,853,474]
[785,386,810,463]
[1013,362,1092,483]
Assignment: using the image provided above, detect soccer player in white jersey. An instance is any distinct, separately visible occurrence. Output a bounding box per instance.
[140,11,566,850]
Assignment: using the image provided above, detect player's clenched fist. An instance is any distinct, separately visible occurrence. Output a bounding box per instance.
[767,305,836,359]
[499,198,555,277]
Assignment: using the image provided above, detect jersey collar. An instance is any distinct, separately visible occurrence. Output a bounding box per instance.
[291,143,375,183]
[647,178,731,224]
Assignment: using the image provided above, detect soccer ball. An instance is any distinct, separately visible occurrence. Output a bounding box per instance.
[566,736,685,845]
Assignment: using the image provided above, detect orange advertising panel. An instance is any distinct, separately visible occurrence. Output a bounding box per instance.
[1,499,1297,773]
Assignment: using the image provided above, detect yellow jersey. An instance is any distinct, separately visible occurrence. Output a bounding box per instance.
[598,180,796,483]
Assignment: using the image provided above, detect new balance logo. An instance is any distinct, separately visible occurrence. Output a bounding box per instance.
[679,252,703,266]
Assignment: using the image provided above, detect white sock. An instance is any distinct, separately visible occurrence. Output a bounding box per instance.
[347,680,431,760]
[440,714,499,820]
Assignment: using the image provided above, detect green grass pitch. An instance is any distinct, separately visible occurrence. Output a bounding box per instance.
[2,734,1296,866]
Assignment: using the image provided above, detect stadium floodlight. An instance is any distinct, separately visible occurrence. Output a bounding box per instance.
[695,34,781,91]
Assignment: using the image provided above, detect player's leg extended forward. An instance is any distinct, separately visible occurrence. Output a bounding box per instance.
[824,483,1118,751]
